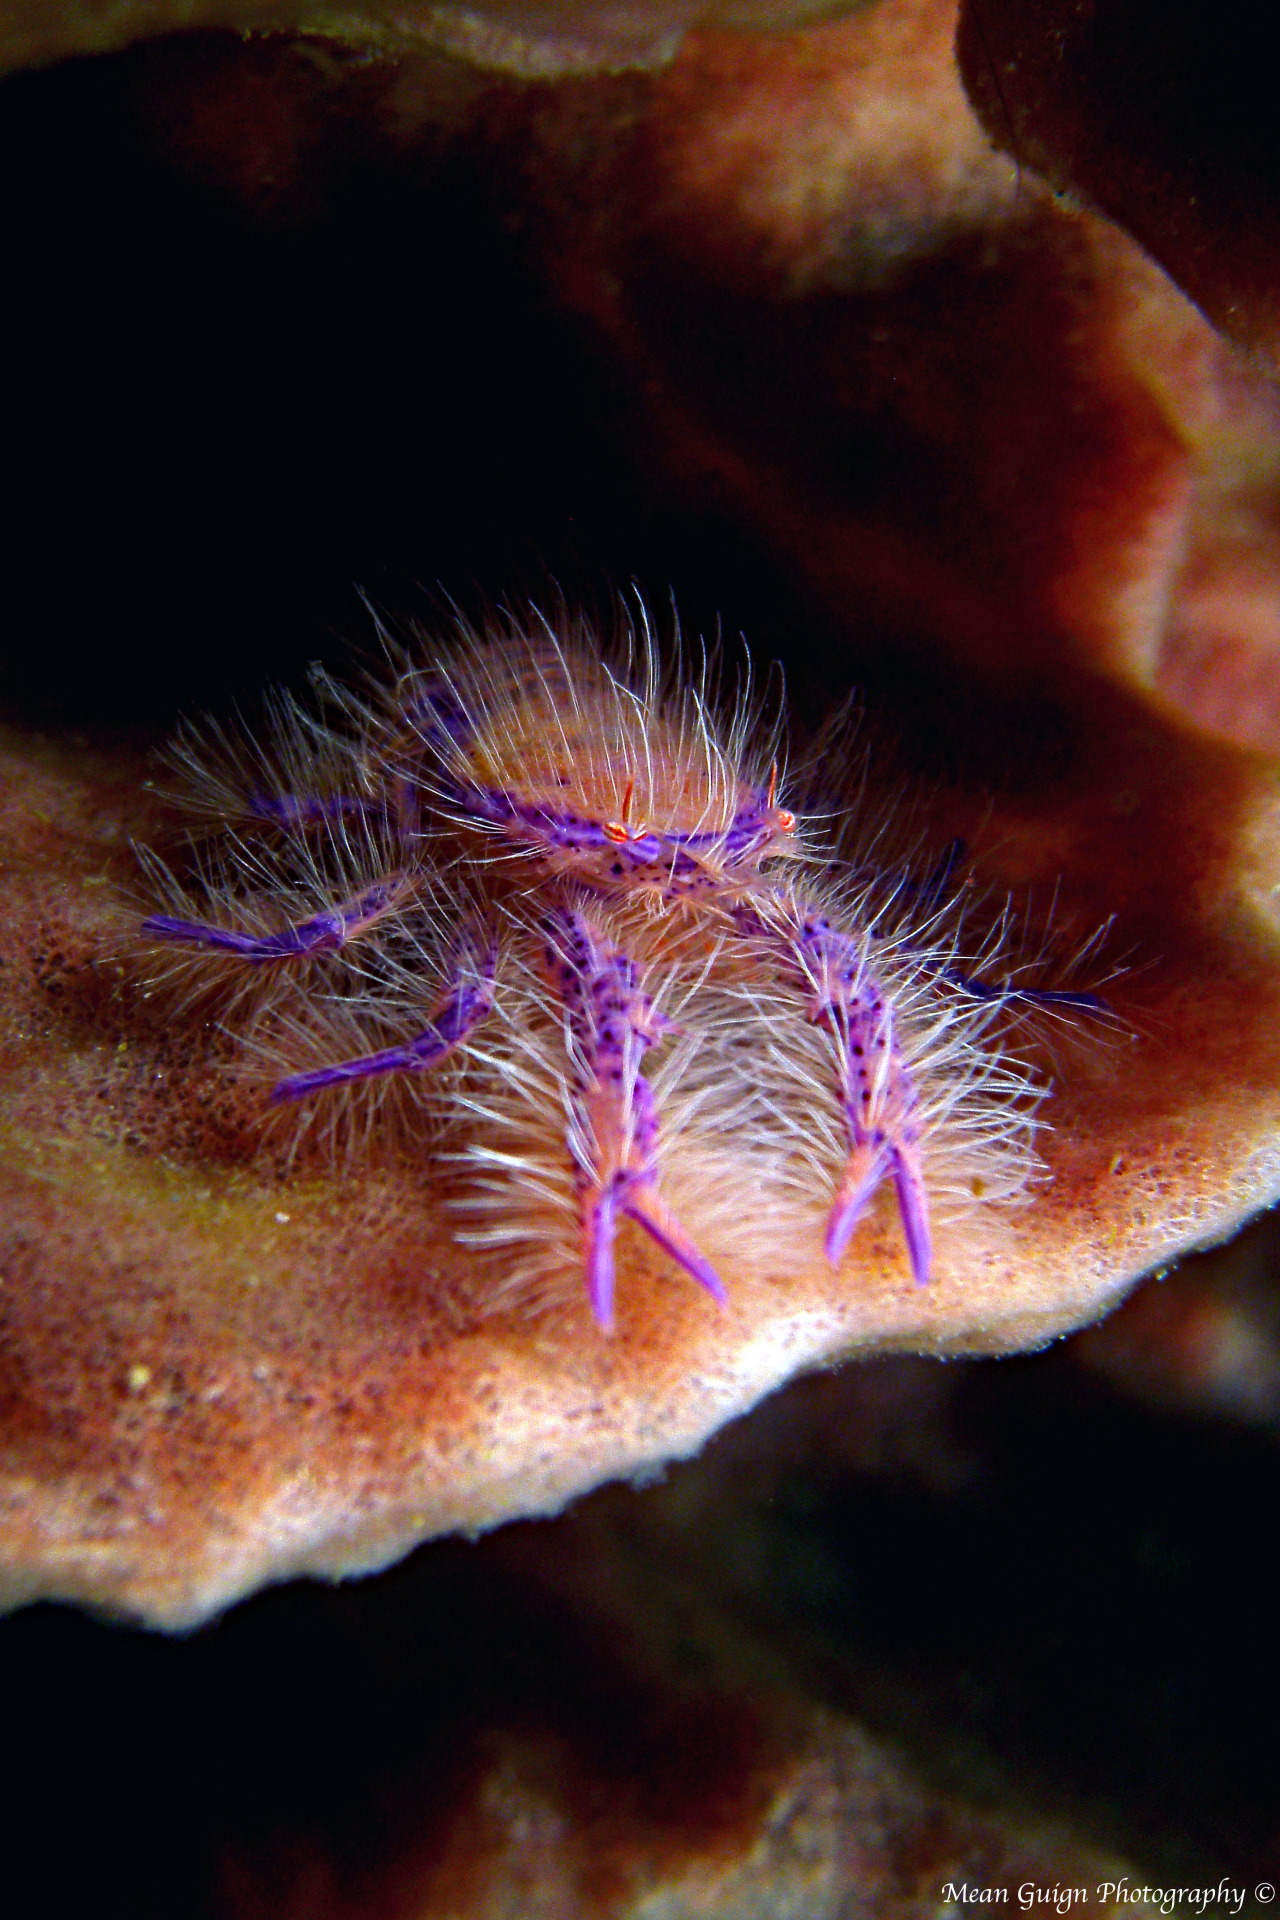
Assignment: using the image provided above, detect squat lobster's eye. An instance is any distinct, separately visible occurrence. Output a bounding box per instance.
[766,765,796,833]
[604,779,636,843]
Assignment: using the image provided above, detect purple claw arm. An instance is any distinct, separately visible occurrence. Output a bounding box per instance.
[739,900,932,1284]
[548,909,723,1326]
[583,1174,727,1331]
[812,945,931,1286]
[583,1173,726,1332]
[822,1128,931,1286]
[823,1141,892,1266]
[890,1144,932,1285]
[622,1184,727,1305]
[584,1182,621,1331]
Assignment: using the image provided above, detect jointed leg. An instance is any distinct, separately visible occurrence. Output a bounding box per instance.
[143,876,410,962]
[813,962,931,1286]
[738,899,932,1284]
[938,967,1104,1012]
[246,790,373,830]
[881,843,1107,1013]
[544,908,723,1328]
[269,934,497,1102]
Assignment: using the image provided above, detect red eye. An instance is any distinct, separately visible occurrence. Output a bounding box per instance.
[603,822,629,844]
[777,810,796,833]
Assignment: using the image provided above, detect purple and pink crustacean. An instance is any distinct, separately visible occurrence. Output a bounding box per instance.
[138,601,1068,1328]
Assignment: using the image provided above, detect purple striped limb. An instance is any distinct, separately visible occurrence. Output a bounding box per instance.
[824,1124,931,1285]
[802,919,931,1284]
[582,1171,725,1334]
[269,934,497,1102]
[546,909,724,1329]
[212,777,424,850]
[244,759,427,838]
[739,901,931,1285]
[939,967,1105,1013]
[886,843,1107,1013]
[246,790,372,830]
[142,877,410,963]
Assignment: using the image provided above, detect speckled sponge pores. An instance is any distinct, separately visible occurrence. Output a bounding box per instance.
[2,681,1280,1629]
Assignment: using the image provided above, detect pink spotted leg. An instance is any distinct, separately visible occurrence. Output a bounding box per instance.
[738,903,931,1285]
[803,914,930,1284]
[544,909,725,1329]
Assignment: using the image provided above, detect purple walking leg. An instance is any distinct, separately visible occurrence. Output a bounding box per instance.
[246,790,373,830]
[269,934,498,1102]
[738,900,932,1285]
[142,876,409,963]
[802,917,931,1283]
[544,908,724,1328]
